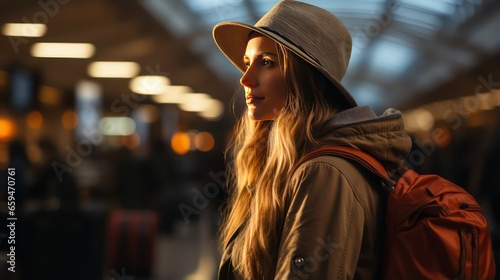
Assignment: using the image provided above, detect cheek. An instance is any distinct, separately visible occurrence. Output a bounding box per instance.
[260,68,284,86]
[271,76,286,104]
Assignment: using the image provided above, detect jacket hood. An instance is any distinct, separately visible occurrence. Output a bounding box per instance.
[318,106,412,173]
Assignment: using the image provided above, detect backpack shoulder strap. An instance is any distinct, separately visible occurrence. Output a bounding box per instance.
[297,146,396,190]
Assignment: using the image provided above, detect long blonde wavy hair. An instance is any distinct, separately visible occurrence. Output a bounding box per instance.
[220,40,350,279]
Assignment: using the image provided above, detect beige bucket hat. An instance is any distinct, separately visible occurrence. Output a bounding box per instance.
[212,0,357,107]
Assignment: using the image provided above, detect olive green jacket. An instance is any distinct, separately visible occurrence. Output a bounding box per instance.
[219,106,412,279]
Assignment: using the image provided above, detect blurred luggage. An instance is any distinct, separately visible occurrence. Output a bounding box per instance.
[106,209,159,278]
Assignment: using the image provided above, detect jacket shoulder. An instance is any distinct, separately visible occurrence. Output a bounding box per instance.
[293,154,382,224]
[295,154,375,188]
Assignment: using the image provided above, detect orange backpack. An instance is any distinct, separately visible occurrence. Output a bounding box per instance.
[301,145,496,280]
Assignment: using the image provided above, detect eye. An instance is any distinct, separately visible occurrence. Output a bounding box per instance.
[262,59,274,66]
[243,58,250,68]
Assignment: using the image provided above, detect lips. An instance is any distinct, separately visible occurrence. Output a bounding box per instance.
[246,94,265,104]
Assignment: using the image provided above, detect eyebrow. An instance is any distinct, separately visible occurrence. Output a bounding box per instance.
[243,52,278,60]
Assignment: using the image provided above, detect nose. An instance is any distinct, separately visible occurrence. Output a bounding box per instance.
[240,63,257,89]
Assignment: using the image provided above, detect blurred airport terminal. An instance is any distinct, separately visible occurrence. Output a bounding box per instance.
[0,0,499,279]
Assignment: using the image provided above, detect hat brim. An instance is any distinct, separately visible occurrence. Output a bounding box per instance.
[213,21,357,108]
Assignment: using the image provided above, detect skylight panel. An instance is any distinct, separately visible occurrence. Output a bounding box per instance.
[393,5,442,30]
[368,37,416,76]
[400,0,456,15]
[183,0,244,14]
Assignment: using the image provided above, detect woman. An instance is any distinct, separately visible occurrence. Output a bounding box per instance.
[212,1,412,279]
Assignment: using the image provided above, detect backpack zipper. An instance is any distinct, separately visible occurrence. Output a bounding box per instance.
[458,228,466,280]
[458,226,480,280]
[458,202,482,212]
[472,229,479,280]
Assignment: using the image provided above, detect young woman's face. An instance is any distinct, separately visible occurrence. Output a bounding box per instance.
[241,34,286,121]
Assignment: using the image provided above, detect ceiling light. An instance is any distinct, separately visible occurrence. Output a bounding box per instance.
[198,99,224,120]
[39,85,62,105]
[477,92,494,111]
[2,23,47,37]
[88,61,140,78]
[178,93,211,112]
[171,131,190,155]
[26,111,43,129]
[152,86,193,104]
[153,91,183,104]
[492,90,500,107]
[129,75,171,94]
[404,108,434,132]
[194,131,215,152]
[0,117,18,140]
[98,117,136,136]
[62,110,78,130]
[31,42,95,58]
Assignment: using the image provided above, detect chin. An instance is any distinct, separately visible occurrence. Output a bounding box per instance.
[248,113,274,121]
[247,108,276,121]
[248,110,274,121]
